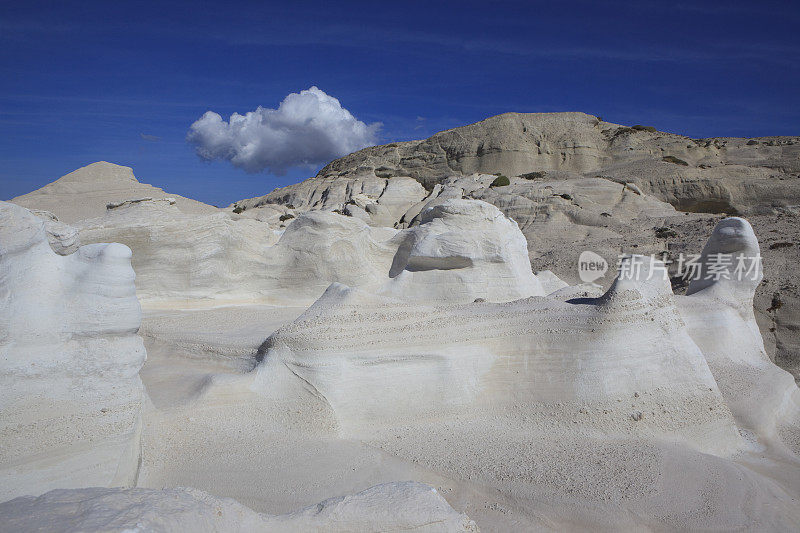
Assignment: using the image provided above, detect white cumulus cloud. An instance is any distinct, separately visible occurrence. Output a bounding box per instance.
[187,87,380,174]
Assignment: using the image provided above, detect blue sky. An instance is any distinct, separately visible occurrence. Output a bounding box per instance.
[1,0,798,206]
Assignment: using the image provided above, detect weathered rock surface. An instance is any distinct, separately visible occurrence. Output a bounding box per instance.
[29,209,81,255]
[77,197,543,306]
[77,198,282,303]
[221,218,800,529]
[382,199,544,302]
[0,482,477,532]
[11,161,218,224]
[678,217,800,453]
[253,260,739,452]
[3,170,799,530]
[244,112,800,216]
[0,202,145,501]
[231,112,800,380]
[235,174,427,228]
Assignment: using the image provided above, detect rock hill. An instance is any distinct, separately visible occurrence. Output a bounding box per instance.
[239,112,799,217]
[11,161,217,224]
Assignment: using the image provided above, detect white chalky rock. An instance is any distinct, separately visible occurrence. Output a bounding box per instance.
[254,257,739,453]
[678,217,800,452]
[78,198,283,303]
[381,199,544,302]
[0,201,145,501]
[271,481,478,532]
[78,197,543,306]
[0,482,477,532]
[30,210,81,255]
[536,269,569,295]
[11,161,217,224]
[235,175,428,228]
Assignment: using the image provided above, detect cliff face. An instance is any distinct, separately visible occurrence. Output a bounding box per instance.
[318,112,612,185]
[241,112,799,217]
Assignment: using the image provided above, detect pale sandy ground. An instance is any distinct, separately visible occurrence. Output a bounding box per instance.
[135,303,800,531]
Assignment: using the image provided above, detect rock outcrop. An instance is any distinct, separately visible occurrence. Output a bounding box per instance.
[29,209,81,255]
[383,200,544,302]
[0,202,145,501]
[4,159,799,529]
[9,113,800,378]
[0,482,477,532]
[242,112,800,216]
[77,198,283,304]
[11,161,217,224]
[252,259,739,454]
[76,197,543,306]
[678,218,800,453]
[205,218,800,529]
[230,112,800,380]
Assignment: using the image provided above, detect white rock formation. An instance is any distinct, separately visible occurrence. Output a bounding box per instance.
[11,161,217,224]
[193,218,795,528]
[0,482,477,532]
[0,487,268,532]
[15,160,799,378]
[77,198,283,303]
[677,217,800,452]
[227,113,800,379]
[260,209,398,303]
[381,200,544,302]
[30,209,81,255]
[261,199,543,305]
[273,482,477,532]
[240,169,682,294]
[0,201,145,501]
[77,197,543,306]
[3,187,798,529]
[275,112,799,216]
[78,199,395,305]
[235,175,427,228]
[252,258,739,453]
